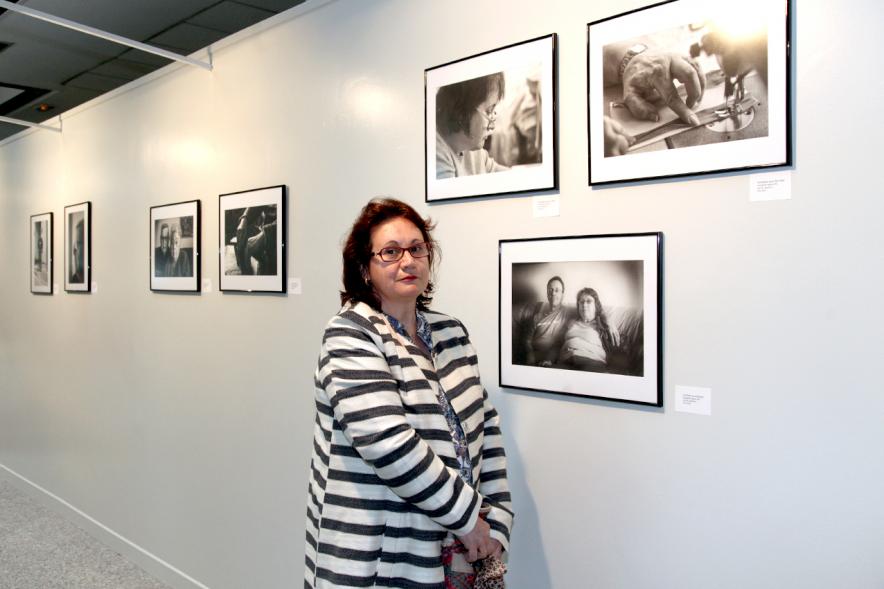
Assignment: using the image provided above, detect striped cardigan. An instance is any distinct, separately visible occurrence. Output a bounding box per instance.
[305,302,514,588]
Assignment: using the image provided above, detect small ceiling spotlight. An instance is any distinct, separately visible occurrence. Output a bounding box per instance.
[35,103,54,112]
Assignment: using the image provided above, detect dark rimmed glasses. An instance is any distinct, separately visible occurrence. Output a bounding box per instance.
[372,242,431,263]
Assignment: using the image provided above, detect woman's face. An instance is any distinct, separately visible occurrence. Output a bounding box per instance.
[547,279,564,308]
[578,294,597,322]
[368,217,430,311]
[465,88,501,150]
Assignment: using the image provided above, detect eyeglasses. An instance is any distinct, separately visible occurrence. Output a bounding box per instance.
[475,106,498,123]
[372,242,431,263]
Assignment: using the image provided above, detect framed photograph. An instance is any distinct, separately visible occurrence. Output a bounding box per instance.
[150,200,200,292]
[30,212,52,294]
[588,0,792,185]
[500,232,662,406]
[64,201,91,292]
[219,185,286,293]
[425,34,557,202]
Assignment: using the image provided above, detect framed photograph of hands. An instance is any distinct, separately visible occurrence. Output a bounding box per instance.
[30,212,53,294]
[499,232,662,406]
[150,200,200,292]
[425,34,557,202]
[587,0,792,185]
[219,185,286,293]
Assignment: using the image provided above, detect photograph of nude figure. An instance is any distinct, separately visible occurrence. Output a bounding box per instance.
[588,0,791,185]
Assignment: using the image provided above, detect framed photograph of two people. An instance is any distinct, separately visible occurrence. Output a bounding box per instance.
[500,233,662,406]
[150,200,201,292]
[425,34,557,202]
[588,0,792,185]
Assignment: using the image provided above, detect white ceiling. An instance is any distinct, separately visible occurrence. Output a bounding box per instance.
[0,0,305,141]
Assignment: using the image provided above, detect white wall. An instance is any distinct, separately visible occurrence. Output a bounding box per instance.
[2,1,884,587]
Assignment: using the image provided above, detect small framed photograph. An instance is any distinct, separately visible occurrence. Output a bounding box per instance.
[500,232,662,406]
[425,33,557,202]
[588,0,792,185]
[219,185,286,293]
[150,200,200,292]
[30,212,53,294]
[64,201,91,292]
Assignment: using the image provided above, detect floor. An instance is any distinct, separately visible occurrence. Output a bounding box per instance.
[0,480,173,589]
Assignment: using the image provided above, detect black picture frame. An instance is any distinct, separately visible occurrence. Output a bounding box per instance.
[149,200,201,292]
[218,185,286,293]
[587,0,792,185]
[30,212,53,295]
[499,232,663,407]
[425,33,558,202]
[64,201,91,293]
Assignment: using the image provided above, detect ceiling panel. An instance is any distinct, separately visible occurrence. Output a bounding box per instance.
[187,1,274,34]
[0,0,306,142]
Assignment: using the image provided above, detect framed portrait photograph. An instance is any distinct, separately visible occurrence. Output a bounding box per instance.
[150,200,200,292]
[219,185,286,293]
[588,0,792,185]
[500,232,662,406]
[64,201,91,292]
[425,33,557,202]
[30,212,53,294]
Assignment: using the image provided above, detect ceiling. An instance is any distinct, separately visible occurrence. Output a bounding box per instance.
[0,0,306,142]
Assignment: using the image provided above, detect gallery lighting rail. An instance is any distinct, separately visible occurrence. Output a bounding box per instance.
[0,0,213,71]
[0,115,60,132]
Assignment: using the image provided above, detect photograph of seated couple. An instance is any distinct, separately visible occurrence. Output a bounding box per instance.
[512,269,644,377]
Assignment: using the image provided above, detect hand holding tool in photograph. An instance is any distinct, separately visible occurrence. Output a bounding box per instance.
[622,49,705,127]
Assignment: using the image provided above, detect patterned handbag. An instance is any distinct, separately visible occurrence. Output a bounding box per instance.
[474,555,507,589]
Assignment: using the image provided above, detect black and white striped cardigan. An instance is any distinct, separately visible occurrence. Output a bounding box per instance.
[305,301,514,588]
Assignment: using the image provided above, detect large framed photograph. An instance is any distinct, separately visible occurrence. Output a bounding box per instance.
[425,34,557,202]
[64,201,91,292]
[150,200,200,292]
[219,185,286,293]
[500,233,662,406]
[588,0,792,185]
[30,212,53,294]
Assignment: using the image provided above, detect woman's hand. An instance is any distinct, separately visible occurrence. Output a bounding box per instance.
[457,516,501,562]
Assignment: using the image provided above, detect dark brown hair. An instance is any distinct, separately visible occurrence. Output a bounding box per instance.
[340,198,438,311]
[436,72,505,136]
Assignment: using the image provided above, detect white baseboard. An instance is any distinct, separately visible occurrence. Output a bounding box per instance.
[0,463,211,589]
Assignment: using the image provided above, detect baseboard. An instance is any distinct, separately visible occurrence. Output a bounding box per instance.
[0,462,211,589]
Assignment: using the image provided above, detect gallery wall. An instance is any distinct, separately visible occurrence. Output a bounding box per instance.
[2,0,883,588]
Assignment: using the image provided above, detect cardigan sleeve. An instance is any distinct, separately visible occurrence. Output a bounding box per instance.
[477,387,514,551]
[454,319,515,551]
[317,311,482,536]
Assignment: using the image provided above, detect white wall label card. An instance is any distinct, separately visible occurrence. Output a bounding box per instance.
[532,195,560,218]
[289,277,302,294]
[91,281,98,293]
[202,278,213,293]
[675,385,711,415]
[750,171,791,201]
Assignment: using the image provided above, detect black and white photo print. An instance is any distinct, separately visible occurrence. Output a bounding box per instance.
[219,185,286,293]
[500,233,662,406]
[150,200,200,292]
[64,202,91,292]
[426,34,557,202]
[30,212,52,294]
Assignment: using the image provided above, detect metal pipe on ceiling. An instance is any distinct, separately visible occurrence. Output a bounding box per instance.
[0,0,213,71]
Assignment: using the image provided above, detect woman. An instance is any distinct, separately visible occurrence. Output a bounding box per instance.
[558,287,616,373]
[305,198,513,588]
[436,72,510,178]
[522,276,570,367]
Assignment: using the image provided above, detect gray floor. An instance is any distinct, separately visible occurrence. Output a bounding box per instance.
[0,480,174,589]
